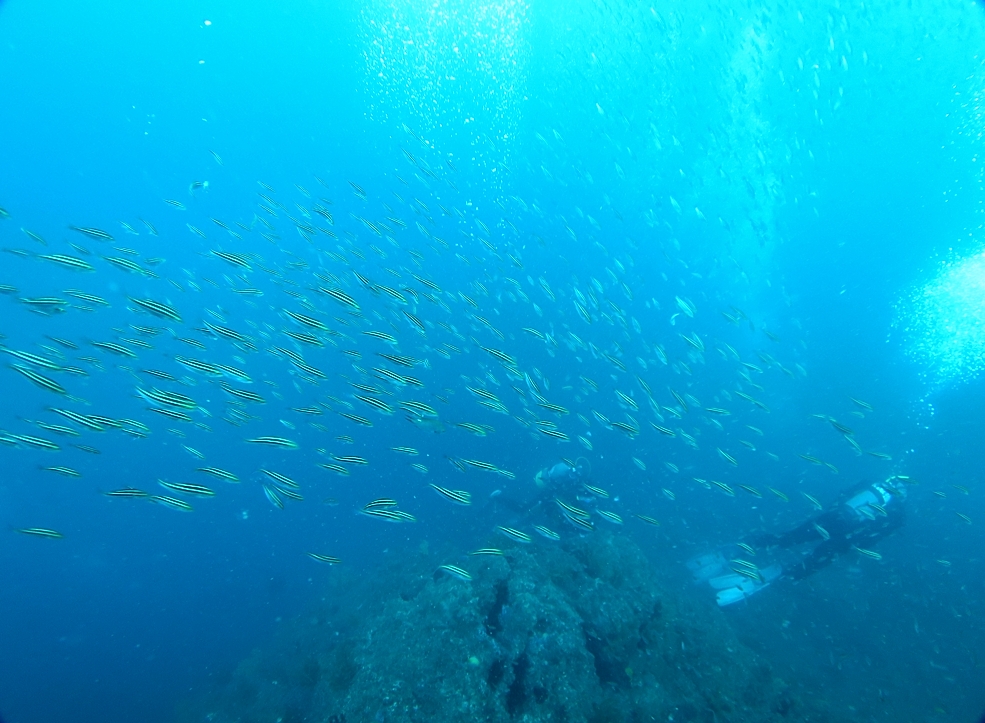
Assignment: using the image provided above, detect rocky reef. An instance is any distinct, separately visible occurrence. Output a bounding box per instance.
[177,533,833,723]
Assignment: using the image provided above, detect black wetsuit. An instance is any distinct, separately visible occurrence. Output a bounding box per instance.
[755,483,905,580]
[527,468,588,525]
[487,464,585,526]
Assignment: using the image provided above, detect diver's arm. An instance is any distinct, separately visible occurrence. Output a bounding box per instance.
[784,536,850,580]
[848,508,904,548]
[775,523,815,548]
[775,509,839,548]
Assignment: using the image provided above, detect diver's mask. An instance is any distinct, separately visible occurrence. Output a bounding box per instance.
[574,457,592,479]
[881,476,908,499]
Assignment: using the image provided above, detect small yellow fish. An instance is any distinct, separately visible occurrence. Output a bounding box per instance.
[802,492,823,511]
[16,527,64,539]
[437,564,472,581]
[854,546,883,561]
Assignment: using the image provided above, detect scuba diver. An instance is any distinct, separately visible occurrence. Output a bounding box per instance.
[529,457,597,529]
[533,457,592,496]
[689,476,908,607]
[487,457,593,526]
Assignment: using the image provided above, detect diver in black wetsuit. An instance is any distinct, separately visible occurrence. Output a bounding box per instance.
[486,458,593,527]
[688,476,908,606]
[533,458,591,496]
[756,477,906,579]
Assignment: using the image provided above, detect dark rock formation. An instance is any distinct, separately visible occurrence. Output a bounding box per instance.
[177,533,832,723]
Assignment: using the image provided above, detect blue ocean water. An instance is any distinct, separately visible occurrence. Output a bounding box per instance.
[1,0,984,721]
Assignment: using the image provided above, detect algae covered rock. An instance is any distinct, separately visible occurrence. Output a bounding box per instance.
[179,533,830,723]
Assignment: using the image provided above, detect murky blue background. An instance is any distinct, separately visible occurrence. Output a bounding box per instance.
[1,1,984,721]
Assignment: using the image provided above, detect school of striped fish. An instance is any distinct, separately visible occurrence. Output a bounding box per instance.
[0,128,975,575]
